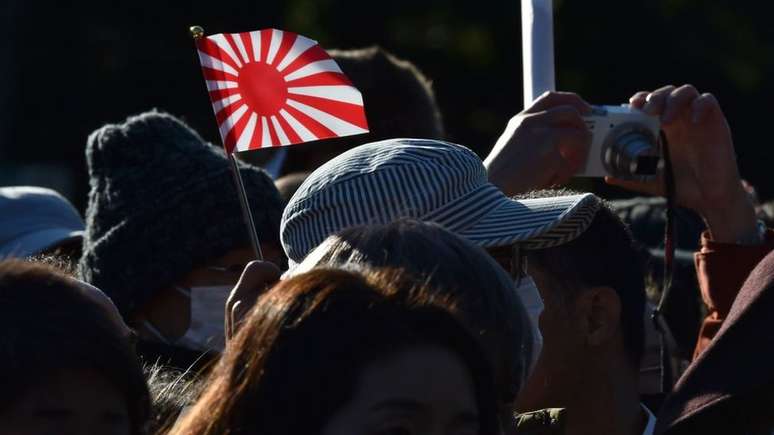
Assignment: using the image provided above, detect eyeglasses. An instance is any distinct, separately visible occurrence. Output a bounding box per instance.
[485,244,527,282]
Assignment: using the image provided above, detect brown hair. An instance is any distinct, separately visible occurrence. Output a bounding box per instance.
[171,268,499,435]
[0,259,150,435]
[293,219,533,402]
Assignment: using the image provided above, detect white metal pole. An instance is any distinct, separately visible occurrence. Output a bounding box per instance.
[521,0,556,108]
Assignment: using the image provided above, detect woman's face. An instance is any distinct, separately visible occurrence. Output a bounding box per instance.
[0,368,131,435]
[322,346,482,435]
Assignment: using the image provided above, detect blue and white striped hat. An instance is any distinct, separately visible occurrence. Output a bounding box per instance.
[281,139,600,265]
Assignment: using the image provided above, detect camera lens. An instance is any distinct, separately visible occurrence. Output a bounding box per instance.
[602,124,661,179]
[635,156,660,175]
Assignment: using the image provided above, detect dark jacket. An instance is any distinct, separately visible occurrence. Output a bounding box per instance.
[655,250,774,434]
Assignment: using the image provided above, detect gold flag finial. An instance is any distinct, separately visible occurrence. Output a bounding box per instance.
[189,25,205,40]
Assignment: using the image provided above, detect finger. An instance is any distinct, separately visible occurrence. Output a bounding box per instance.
[642,85,676,116]
[231,300,246,338]
[228,300,243,340]
[551,154,581,186]
[662,84,700,124]
[226,300,234,339]
[604,176,665,196]
[226,284,238,325]
[233,261,282,295]
[526,91,592,115]
[691,92,719,124]
[561,132,592,181]
[524,105,589,130]
[542,128,592,187]
[539,148,572,188]
[226,298,237,339]
[226,261,281,332]
[629,91,650,109]
[556,127,592,165]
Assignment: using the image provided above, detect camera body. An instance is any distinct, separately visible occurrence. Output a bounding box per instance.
[577,105,662,180]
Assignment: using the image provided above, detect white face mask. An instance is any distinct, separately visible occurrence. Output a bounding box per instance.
[144,285,231,353]
[514,275,544,376]
[175,285,230,352]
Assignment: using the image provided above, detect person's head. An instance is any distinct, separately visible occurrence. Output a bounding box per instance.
[510,190,647,411]
[172,268,499,435]
[278,46,444,175]
[0,259,150,435]
[0,186,85,266]
[291,219,533,407]
[275,171,311,204]
[281,138,600,269]
[79,110,284,354]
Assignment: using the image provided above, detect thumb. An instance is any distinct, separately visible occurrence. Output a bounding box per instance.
[235,261,282,290]
[229,260,282,309]
[227,261,282,339]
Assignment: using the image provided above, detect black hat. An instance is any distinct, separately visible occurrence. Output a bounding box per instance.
[79,110,282,318]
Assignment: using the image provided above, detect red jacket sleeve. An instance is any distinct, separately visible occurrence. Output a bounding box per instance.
[693,229,774,359]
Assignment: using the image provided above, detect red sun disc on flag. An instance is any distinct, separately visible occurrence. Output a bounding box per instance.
[195,29,369,153]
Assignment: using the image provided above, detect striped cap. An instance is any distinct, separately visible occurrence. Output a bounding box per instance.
[281,139,600,265]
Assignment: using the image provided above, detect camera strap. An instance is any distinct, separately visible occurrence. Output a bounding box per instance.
[652,131,679,393]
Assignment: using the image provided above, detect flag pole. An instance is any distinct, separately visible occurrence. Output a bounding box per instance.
[190,25,264,261]
[227,153,264,260]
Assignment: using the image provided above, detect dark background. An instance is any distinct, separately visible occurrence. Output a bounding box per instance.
[2,0,772,209]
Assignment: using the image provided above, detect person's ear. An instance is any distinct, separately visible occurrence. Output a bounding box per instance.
[575,286,621,347]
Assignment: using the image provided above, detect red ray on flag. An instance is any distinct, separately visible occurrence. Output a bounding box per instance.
[195,29,369,153]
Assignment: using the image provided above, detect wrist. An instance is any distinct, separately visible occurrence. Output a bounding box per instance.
[485,153,531,197]
[484,155,509,190]
[701,187,759,244]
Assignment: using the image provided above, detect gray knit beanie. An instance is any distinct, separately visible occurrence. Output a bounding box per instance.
[79,110,283,318]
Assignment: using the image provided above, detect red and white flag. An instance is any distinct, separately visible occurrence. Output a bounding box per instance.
[195,29,369,153]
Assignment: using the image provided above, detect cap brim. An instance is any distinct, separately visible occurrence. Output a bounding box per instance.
[0,228,83,258]
[457,192,600,249]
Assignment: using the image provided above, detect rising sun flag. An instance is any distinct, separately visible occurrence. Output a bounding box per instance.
[195,28,369,153]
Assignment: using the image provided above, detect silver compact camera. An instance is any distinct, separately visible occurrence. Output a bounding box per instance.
[576,105,662,180]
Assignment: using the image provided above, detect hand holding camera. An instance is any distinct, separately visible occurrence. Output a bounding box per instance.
[486,90,661,195]
[485,91,592,196]
[606,84,758,243]
[486,85,756,243]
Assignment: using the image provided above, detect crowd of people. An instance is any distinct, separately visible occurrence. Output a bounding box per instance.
[1,46,773,435]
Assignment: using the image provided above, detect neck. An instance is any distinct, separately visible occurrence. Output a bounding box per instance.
[564,363,644,435]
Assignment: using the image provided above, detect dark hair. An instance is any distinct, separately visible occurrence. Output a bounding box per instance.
[27,252,79,277]
[293,219,533,402]
[172,268,499,435]
[281,46,444,175]
[330,46,444,139]
[518,189,646,367]
[275,171,311,205]
[0,259,150,434]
